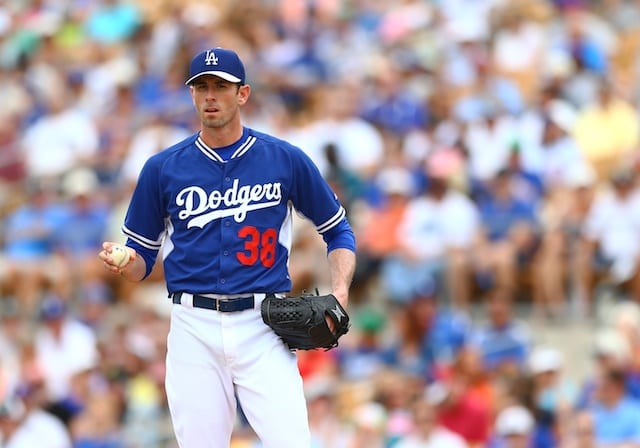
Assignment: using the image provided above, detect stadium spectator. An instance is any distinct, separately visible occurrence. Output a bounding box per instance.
[558,410,598,448]
[576,166,640,314]
[501,145,546,210]
[0,299,23,403]
[335,307,389,382]
[527,346,578,421]
[425,378,491,447]
[354,165,415,300]
[119,111,191,186]
[438,345,502,420]
[395,391,468,448]
[1,180,65,310]
[53,168,110,298]
[607,302,640,398]
[490,4,548,103]
[463,105,518,182]
[34,293,98,416]
[20,80,99,182]
[305,378,349,448]
[589,369,640,446]
[523,346,579,447]
[0,110,26,185]
[92,83,140,186]
[471,290,533,376]
[69,389,126,448]
[576,327,633,409]
[414,289,472,379]
[360,64,429,137]
[393,151,480,307]
[0,385,72,448]
[381,301,432,382]
[488,404,535,448]
[536,103,585,191]
[301,82,385,180]
[572,81,639,181]
[375,369,420,445]
[84,0,141,46]
[473,168,541,298]
[534,161,597,320]
[342,401,388,448]
[380,286,471,382]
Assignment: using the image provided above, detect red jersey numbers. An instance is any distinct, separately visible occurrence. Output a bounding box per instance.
[236,226,277,268]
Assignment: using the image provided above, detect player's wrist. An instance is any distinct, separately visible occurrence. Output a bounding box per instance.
[331,292,348,309]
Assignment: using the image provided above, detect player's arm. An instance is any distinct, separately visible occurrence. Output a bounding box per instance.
[287,145,357,308]
[327,247,356,308]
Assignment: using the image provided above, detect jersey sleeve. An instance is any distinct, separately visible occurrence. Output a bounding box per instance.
[288,146,355,253]
[121,155,168,277]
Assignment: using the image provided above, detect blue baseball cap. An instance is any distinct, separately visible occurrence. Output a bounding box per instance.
[39,294,67,320]
[185,47,246,85]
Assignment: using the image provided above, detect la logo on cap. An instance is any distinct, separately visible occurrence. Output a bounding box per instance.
[205,49,219,66]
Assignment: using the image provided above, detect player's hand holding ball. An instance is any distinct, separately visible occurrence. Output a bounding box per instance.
[110,244,131,268]
[100,242,133,273]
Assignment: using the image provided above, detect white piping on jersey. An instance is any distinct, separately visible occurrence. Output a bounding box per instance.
[195,135,257,162]
[195,138,224,162]
[122,224,164,250]
[279,202,294,273]
[163,219,175,260]
[316,206,346,234]
[231,136,257,158]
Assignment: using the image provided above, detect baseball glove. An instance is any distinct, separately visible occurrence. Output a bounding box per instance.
[261,292,350,350]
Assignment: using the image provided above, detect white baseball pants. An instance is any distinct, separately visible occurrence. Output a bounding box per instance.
[165,294,311,447]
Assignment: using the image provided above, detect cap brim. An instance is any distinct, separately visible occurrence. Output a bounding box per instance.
[185,71,242,85]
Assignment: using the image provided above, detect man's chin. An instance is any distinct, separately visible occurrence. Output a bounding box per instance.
[202,118,225,129]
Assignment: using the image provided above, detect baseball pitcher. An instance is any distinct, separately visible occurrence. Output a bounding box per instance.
[98,47,356,448]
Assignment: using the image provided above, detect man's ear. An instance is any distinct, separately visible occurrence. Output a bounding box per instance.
[189,85,196,105]
[237,84,251,106]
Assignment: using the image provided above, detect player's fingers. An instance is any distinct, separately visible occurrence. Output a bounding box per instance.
[98,247,112,261]
[99,248,118,268]
[104,260,126,276]
[325,315,336,334]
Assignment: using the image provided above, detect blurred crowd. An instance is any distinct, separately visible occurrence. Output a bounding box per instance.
[2,0,640,446]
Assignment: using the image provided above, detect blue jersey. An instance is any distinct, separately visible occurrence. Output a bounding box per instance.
[122,127,355,295]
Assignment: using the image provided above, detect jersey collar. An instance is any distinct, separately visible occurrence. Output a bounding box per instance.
[195,128,257,163]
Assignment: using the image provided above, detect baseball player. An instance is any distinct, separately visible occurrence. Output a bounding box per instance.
[98,47,356,447]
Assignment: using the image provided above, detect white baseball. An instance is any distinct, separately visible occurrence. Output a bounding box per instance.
[110,244,130,268]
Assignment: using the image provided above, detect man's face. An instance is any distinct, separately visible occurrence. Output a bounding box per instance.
[412,401,437,436]
[597,375,624,406]
[504,434,530,448]
[488,298,511,327]
[189,75,250,129]
[613,180,635,198]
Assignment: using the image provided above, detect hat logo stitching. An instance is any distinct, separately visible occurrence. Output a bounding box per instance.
[204,50,219,66]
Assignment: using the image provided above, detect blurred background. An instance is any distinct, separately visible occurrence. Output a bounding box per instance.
[2,0,640,447]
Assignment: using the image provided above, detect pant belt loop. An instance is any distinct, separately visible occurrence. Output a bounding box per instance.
[253,293,265,310]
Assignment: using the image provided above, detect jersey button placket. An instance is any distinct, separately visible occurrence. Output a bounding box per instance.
[220,166,233,290]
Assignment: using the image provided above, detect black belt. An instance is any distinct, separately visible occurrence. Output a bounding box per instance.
[171,292,255,312]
